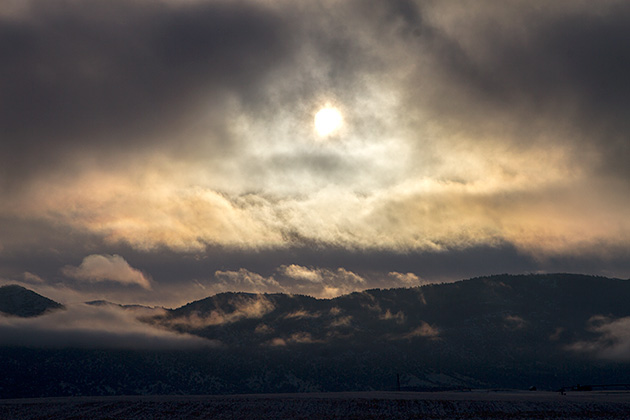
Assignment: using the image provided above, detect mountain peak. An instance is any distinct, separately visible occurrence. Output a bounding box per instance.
[0,284,64,317]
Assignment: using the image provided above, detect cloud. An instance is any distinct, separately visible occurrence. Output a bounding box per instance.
[1,0,630,298]
[279,265,326,283]
[62,254,152,289]
[0,0,295,190]
[6,153,629,261]
[264,332,321,347]
[504,315,527,331]
[21,272,45,284]
[276,265,365,298]
[199,265,368,299]
[400,322,440,340]
[162,294,275,328]
[568,315,630,361]
[388,272,422,287]
[0,303,213,349]
[213,269,284,294]
[329,315,353,328]
[284,310,320,320]
[379,309,406,324]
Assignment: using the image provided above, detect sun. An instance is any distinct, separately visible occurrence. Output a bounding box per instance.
[314,106,343,137]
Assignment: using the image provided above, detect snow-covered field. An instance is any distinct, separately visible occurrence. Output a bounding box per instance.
[2,390,630,419]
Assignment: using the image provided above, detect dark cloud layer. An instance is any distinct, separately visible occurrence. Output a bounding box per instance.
[400,1,630,177]
[0,0,294,189]
[3,0,630,180]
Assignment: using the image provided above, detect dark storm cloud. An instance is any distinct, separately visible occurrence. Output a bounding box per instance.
[395,1,630,178]
[0,0,294,189]
[3,0,630,187]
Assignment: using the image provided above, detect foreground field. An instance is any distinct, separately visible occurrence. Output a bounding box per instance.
[2,391,630,419]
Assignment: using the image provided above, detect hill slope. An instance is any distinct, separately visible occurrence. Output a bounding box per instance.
[154,273,630,351]
[3,274,630,397]
[146,273,630,390]
[0,284,64,317]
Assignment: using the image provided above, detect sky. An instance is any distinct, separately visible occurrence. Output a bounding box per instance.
[1,0,630,307]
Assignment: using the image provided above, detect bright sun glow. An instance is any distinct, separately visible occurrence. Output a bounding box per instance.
[314,107,343,137]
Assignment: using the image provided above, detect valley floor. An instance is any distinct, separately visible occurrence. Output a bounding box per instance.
[2,390,630,419]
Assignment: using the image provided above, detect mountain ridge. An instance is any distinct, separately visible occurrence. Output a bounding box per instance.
[3,273,630,398]
[153,273,630,346]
